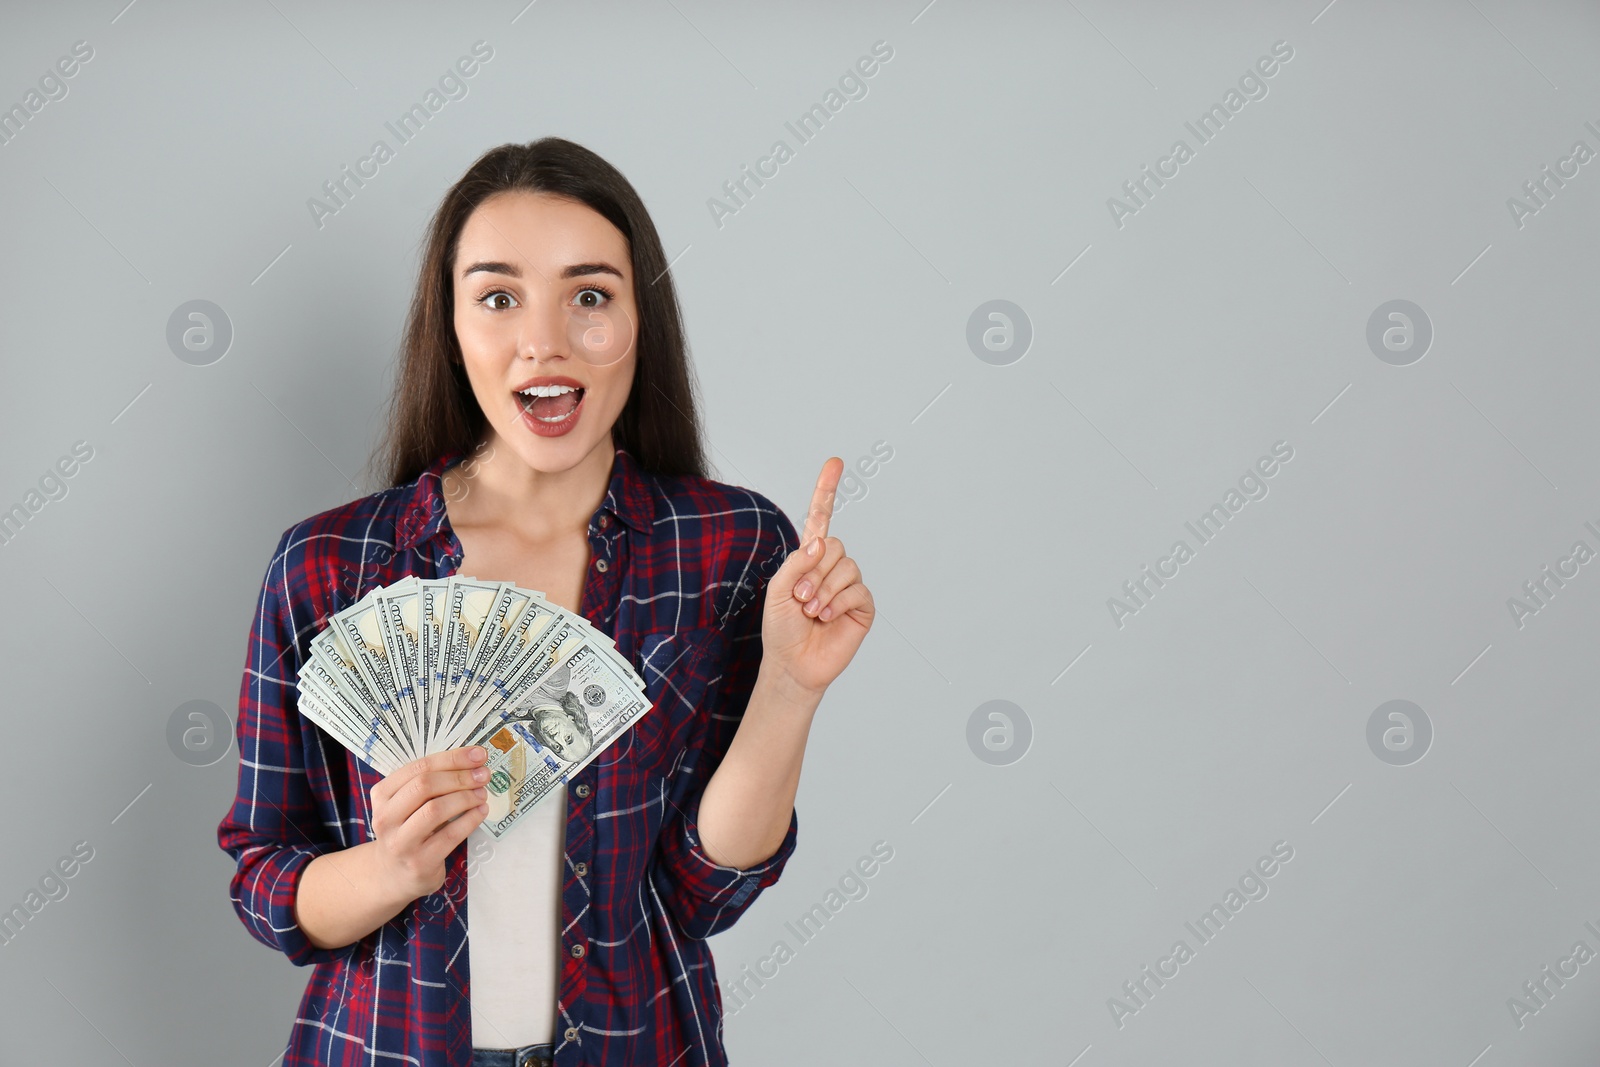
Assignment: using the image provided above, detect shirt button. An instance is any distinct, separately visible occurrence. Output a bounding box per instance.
[564,1026,580,1042]
[570,943,586,959]
[574,783,591,799]
[598,515,609,528]
[573,862,588,877]
[595,558,608,572]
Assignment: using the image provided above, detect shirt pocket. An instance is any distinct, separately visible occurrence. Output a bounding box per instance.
[604,625,725,773]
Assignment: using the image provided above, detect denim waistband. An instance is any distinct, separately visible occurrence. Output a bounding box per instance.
[472,1043,554,1067]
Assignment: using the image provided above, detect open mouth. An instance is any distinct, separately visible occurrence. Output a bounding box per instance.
[516,384,586,423]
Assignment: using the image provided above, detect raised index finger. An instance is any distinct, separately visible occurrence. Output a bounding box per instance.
[801,457,843,549]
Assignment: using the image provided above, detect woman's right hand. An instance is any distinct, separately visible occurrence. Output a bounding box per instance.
[368,745,491,900]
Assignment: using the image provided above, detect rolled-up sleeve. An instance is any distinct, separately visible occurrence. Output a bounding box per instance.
[217,526,355,967]
[651,495,801,939]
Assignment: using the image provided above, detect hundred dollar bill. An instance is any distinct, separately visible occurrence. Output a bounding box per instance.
[446,592,564,736]
[309,624,405,757]
[442,614,590,751]
[295,668,402,774]
[329,601,416,762]
[294,685,372,767]
[302,639,409,771]
[467,642,652,838]
[373,579,427,744]
[419,579,447,752]
[450,583,541,734]
[299,652,405,768]
[433,576,502,744]
[573,621,646,697]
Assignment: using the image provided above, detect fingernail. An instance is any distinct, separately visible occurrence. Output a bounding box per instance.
[472,766,488,781]
[807,537,820,557]
[469,746,485,761]
[820,605,834,621]
[795,579,813,601]
[805,598,820,616]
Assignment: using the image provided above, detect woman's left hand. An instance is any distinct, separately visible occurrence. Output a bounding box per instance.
[761,457,875,700]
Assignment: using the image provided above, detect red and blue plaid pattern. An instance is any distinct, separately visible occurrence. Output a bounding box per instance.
[218,445,801,1066]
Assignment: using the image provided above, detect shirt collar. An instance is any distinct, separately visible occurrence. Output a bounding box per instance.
[602,446,657,535]
[394,444,656,551]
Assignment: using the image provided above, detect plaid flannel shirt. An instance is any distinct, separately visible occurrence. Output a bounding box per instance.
[217,445,801,1066]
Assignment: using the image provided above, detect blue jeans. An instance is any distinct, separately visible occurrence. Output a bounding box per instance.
[472,1043,554,1067]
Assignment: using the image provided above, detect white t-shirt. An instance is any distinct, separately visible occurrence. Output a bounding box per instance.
[467,783,566,1049]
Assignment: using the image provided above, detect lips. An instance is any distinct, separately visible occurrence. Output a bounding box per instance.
[513,375,587,437]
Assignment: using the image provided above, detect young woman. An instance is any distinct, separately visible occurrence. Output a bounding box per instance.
[217,138,874,1067]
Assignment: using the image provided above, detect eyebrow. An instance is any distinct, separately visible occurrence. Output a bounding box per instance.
[459,260,625,282]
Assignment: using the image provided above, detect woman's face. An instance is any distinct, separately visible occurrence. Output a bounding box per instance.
[452,190,639,473]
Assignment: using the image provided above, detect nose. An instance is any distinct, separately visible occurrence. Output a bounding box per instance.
[516,291,570,363]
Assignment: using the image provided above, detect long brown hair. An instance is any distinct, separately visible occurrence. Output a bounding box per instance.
[370,137,708,489]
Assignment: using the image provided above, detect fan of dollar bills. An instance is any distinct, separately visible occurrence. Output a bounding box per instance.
[295,575,651,838]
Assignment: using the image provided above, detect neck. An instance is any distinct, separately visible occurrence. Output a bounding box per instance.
[447,433,615,541]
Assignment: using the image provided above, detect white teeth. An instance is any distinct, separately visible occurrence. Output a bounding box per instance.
[518,384,578,397]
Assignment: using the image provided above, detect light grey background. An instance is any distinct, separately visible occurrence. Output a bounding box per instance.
[2,1,1598,1063]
